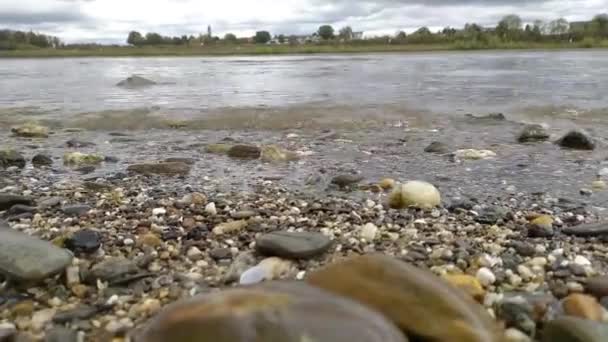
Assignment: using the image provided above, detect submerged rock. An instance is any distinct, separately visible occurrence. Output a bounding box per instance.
[260,145,299,163]
[255,231,332,260]
[454,149,497,160]
[0,150,26,169]
[11,123,49,138]
[307,254,503,342]
[66,139,96,148]
[518,124,550,143]
[331,174,364,188]
[32,154,53,167]
[425,141,450,154]
[388,181,441,209]
[132,282,407,342]
[556,130,595,150]
[116,75,157,88]
[227,145,261,159]
[127,162,191,176]
[0,222,72,281]
[63,152,104,166]
[204,143,233,155]
[0,194,35,211]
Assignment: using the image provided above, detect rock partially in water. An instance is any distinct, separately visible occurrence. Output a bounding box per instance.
[455,149,497,160]
[388,181,441,209]
[0,222,72,282]
[307,254,503,342]
[66,139,96,148]
[65,229,101,254]
[227,145,261,159]
[127,162,191,176]
[331,174,364,188]
[556,130,595,150]
[0,194,35,211]
[425,141,450,154]
[116,75,157,88]
[466,113,506,121]
[132,281,407,342]
[204,143,233,155]
[562,223,608,237]
[260,145,299,163]
[11,123,49,138]
[255,231,332,260]
[542,317,608,342]
[518,124,550,143]
[0,150,26,169]
[32,154,52,168]
[164,157,196,165]
[63,152,104,166]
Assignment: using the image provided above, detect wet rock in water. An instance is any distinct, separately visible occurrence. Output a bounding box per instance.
[164,157,195,165]
[104,156,119,163]
[307,254,503,342]
[88,258,139,284]
[331,174,364,188]
[11,123,49,138]
[0,150,26,169]
[66,139,96,148]
[62,205,91,216]
[0,194,34,211]
[260,145,300,162]
[562,223,608,237]
[5,204,37,216]
[227,145,261,159]
[127,162,191,176]
[556,130,595,150]
[528,215,554,238]
[63,152,104,166]
[542,317,608,342]
[562,294,604,321]
[518,124,550,143]
[75,165,96,174]
[204,143,233,154]
[388,181,441,209]
[116,75,157,88]
[466,112,506,121]
[0,222,72,281]
[32,154,52,167]
[425,141,450,154]
[255,231,332,260]
[585,276,608,298]
[65,229,101,254]
[132,281,407,342]
[223,252,256,284]
[454,149,497,160]
[45,327,78,342]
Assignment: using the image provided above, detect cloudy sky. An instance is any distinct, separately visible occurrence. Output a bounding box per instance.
[0,0,605,43]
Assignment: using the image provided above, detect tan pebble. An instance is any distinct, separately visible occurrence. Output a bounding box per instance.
[31,308,56,331]
[563,294,604,321]
[12,300,35,316]
[71,284,89,298]
[159,251,171,260]
[140,298,162,316]
[530,215,553,229]
[443,274,485,303]
[182,217,196,230]
[213,220,248,235]
[65,265,80,286]
[190,192,207,205]
[259,257,293,280]
[138,233,162,247]
[379,178,396,190]
[592,180,607,190]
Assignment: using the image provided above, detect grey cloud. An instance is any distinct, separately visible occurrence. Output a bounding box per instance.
[0,10,85,25]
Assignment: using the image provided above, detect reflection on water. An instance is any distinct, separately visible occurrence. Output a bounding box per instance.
[0,50,607,128]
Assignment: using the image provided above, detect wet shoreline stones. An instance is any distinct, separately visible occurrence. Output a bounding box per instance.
[255,231,332,259]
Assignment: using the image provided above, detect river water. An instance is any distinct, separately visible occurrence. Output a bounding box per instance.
[1,50,607,129]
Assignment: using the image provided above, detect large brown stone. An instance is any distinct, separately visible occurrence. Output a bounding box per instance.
[127,162,191,176]
[132,281,407,342]
[306,254,503,342]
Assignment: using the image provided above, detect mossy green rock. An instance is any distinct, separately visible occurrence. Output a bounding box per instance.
[127,162,191,176]
[63,152,104,166]
[205,144,233,155]
[0,150,26,169]
[307,254,503,342]
[542,317,608,342]
[227,145,261,159]
[133,281,407,342]
[11,123,49,138]
[260,145,300,163]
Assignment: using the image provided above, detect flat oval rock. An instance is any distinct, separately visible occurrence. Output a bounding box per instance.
[256,231,332,259]
[542,317,608,342]
[562,223,608,237]
[307,254,503,342]
[132,281,407,342]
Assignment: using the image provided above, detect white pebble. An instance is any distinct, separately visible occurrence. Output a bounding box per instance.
[296,271,306,280]
[123,238,134,246]
[476,267,496,287]
[574,255,591,266]
[152,208,166,216]
[360,223,378,241]
[517,265,534,281]
[205,202,217,215]
[239,265,269,285]
[567,281,584,292]
[187,247,203,261]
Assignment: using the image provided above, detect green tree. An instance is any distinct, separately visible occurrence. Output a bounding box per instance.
[254,31,271,44]
[145,32,163,45]
[224,33,237,43]
[499,14,523,30]
[339,26,353,40]
[127,31,144,46]
[277,34,286,43]
[589,14,608,37]
[318,25,335,40]
[395,31,407,40]
[548,18,569,35]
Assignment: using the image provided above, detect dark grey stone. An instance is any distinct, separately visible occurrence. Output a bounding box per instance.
[62,205,91,216]
[45,327,78,342]
[256,231,332,259]
[331,174,364,188]
[227,145,261,159]
[32,154,53,167]
[0,194,35,211]
[518,124,550,143]
[562,223,608,237]
[424,141,449,154]
[65,229,101,254]
[0,150,26,169]
[88,258,139,283]
[556,130,595,150]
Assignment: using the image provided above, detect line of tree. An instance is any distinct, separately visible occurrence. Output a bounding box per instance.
[0,29,62,50]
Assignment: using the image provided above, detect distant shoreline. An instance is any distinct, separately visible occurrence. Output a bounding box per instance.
[1,42,608,58]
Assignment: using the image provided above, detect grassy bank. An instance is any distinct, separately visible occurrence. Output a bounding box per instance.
[2,40,608,58]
